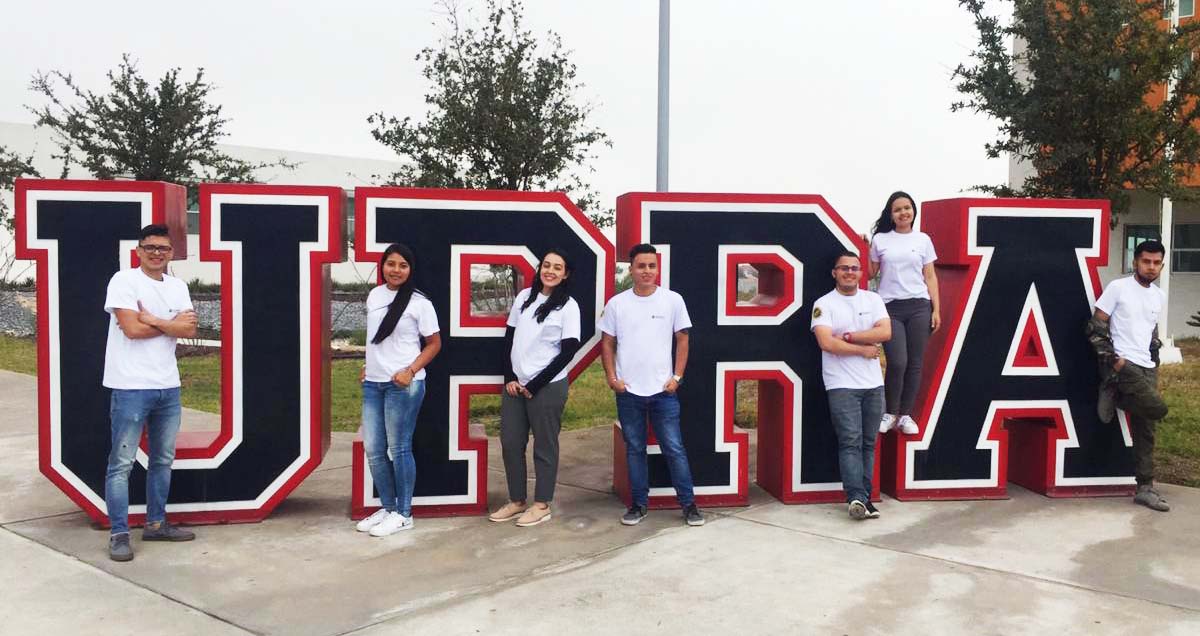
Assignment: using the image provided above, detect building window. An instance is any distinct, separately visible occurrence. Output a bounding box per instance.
[1122,223,1200,273]
[1124,225,1160,273]
[1175,223,1200,272]
[1167,0,1196,17]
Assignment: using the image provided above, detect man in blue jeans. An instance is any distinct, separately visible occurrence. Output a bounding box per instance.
[102,224,198,561]
[600,243,703,527]
[811,251,891,520]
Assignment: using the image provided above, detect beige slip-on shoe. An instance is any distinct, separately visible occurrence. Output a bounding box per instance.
[489,501,527,522]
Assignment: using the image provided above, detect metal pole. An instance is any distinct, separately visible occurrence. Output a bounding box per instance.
[656,0,670,192]
[1157,2,1182,363]
[1162,3,1178,339]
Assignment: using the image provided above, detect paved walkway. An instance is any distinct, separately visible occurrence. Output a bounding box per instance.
[1,369,1197,635]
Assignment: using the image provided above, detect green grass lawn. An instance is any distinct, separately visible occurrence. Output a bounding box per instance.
[1,333,1197,486]
[1156,338,1200,487]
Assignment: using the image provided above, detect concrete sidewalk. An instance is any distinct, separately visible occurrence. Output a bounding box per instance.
[1,368,1197,635]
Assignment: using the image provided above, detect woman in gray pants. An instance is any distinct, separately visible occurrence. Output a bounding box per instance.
[869,192,941,436]
[488,249,581,527]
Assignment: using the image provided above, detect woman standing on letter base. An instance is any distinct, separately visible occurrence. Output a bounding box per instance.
[869,191,940,436]
[489,249,581,527]
[355,243,442,537]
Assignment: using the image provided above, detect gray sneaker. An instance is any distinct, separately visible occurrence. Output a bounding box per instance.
[848,500,868,520]
[109,532,133,562]
[142,521,196,542]
[683,504,705,526]
[1134,485,1170,512]
[621,505,648,526]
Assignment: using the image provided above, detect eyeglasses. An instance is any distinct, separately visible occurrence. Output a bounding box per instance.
[834,265,861,272]
[138,244,173,254]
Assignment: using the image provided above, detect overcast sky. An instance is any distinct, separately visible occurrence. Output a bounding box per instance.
[0,0,1011,233]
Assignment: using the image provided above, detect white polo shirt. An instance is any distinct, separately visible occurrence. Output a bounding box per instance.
[810,287,888,390]
[598,287,692,397]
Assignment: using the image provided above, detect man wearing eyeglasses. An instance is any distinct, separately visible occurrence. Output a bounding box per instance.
[102,224,198,561]
[810,251,891,520]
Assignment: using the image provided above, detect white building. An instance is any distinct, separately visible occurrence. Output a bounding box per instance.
[0,120,407,285]
[1010,150,1200,344]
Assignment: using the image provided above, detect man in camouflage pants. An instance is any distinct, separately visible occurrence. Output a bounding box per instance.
[1086,240,1170,512]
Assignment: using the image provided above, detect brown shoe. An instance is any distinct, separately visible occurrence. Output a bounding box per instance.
[488,501,527,522]
[516,504,552,527]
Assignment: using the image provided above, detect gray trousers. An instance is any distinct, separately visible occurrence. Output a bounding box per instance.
[500,378,569,503]
[882,298,933,416]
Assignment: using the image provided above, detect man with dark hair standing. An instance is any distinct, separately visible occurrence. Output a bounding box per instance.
[600,243,704,527]
[1088,240,1171,512]
[103,224,198,561]
[811,251,891,520]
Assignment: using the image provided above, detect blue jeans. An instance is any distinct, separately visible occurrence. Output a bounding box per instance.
[616,391,695,507]
[362,379,425,516]
[828,387,884,504]
[105,388,182,535]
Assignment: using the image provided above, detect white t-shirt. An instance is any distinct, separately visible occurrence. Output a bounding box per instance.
[598,287,692,397]
[507,288,582,386]
[365,286,440,382]
[102,268,193,390]
[1094,276,1165,369]
[809,288,889,390]
[870,230,937,302]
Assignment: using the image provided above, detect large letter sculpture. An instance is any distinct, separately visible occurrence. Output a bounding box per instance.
[881,198,1133,499]
[16,179,342,525]
[350,187,614,518]
[613,193,871,507]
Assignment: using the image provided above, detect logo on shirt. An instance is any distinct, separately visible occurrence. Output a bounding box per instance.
[650,314,666,320]
[812,306,822,319]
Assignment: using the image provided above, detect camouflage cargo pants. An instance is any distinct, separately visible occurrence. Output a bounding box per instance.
[1112,364,1169,486]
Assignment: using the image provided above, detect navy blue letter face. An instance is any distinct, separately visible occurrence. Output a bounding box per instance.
[17,179,341,525]
[889,199,1132,500]
[350,187,614,517]
[613,193,870,507]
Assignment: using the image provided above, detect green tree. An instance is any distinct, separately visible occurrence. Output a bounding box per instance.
[27,54,293,189]
[954,0,1200,221]
[368,0,613,227]
[0,146,40,231]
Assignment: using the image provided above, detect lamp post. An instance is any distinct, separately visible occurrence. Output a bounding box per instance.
[656,0,670,192]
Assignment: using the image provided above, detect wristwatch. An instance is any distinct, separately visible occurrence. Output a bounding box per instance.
[672,374,683,384]
[842,332,853,343]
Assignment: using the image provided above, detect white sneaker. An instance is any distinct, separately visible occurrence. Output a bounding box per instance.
[879,413,897,433]
[369,511,414,536]
[898,415,919,435]
[355,509,389,533]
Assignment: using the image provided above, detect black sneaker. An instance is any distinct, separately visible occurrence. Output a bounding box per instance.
[621,504,648,525]
[683,504,705,526]
[142,521,195,542]
[864,501,881,519]
[108,532,133,562]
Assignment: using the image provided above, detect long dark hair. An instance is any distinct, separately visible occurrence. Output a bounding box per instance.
[372,243,423,344]
[520,249,574,323]
[871,191,918,236]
